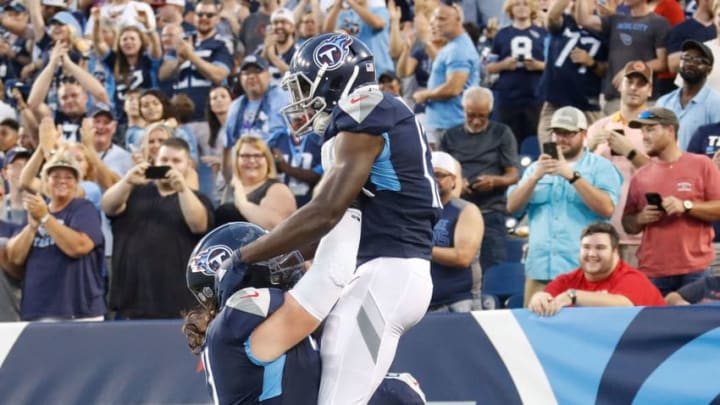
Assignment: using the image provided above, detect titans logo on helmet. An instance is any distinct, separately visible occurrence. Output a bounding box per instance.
[189,246,233,276]
[312,34,353,71]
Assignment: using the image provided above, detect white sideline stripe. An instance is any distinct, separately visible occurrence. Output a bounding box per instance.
[0,322,28,369]
[472,311,558,405]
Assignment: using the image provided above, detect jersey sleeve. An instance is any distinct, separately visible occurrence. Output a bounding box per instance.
[211,41,233,73]
[326,89,410,138]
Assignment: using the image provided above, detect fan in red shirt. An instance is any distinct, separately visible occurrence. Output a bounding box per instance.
[528,222,665,316]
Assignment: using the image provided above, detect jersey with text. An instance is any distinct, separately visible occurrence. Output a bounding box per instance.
[324,88,442,264]
[202,287,320,405]
[174,35,233,121]
[490,25,546,108]
[539,14,607,110]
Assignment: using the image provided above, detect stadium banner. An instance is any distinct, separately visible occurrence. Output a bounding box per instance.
[0,306,718,404]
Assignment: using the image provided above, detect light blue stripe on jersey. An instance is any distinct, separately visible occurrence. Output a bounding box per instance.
[370,133,400,191]
[244,337,286,401]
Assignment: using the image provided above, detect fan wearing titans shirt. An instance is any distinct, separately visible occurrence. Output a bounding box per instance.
[26,43,110,142]
[90,9,162,125]
[233,34,440,404]
[537,0,607,144]
[159,0,233,142]
[487,0,546,146]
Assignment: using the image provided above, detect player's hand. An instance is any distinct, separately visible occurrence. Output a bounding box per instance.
[637,204,663,225]
[166,167,187,192]
[662,196,686,216]
[471,175,497,192]
[124,162,151,186]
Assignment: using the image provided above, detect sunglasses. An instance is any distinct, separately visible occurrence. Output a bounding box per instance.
[196,12,216,18]
[637,110,661,120]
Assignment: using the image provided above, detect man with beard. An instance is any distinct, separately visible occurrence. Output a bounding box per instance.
[656,39,720,150]
[507,106,622,305]
[440,86,519,273]
[622,107,720,296]
[257,8,298,87]
[528,222,664,316]
[159,0,233,148]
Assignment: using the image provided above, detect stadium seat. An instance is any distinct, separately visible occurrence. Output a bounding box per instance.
[520,136,540,160]
[505,294,524,309]
[504,236,527,263]
[482,262,525,309]
[481,294,499,310]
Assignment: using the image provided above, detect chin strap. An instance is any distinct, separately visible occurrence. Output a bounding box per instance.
[312,111,331,136]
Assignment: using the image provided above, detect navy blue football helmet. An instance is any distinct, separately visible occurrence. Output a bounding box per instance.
[186,222,305,308]
[281,33,376,136]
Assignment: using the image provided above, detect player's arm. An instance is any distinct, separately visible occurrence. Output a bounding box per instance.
[432,204,483,267]
[240,132,384,262]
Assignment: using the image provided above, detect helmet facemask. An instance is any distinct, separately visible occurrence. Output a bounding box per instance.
[281,68,328,136]
[256,250,305,289]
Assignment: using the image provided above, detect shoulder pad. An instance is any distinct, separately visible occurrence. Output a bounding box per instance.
[337,87,383,124]
[225,287,272,318]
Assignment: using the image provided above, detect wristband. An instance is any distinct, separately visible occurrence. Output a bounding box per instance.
[40,213,51,226]
[626,149,637,161]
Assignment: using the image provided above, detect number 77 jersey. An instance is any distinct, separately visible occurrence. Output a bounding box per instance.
[540,14,608,111]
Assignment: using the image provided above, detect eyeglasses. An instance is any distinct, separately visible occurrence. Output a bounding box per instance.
[196,12,216,18]
[238,153,265,161]
[680,55,710,65]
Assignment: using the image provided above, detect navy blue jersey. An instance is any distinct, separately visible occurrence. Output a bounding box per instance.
[54,111,85,142]
[687,122,720,242]
[666,18,716,53]
[490,25,546,108]
[324,88,442,264]
[103,51,160,123]
[267,129,323,207]
[202,287,320,405]
[539,14,607,110]
[174,35,233,121]
[430,198,473,306]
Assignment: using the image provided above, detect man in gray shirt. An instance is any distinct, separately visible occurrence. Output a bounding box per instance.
[576,0,670,113]
[440,86,519,272]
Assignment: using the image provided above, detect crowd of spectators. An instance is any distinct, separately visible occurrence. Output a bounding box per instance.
[1,0,720,322]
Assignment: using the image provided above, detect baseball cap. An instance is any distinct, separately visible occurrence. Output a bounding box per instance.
[4,1,27,12]
[431,151,457,176]
[623,60,653,83]
[271,8,295,24]
[4,147,32,168]
[89,102,115,120]
[49,11,82,36]
[550,106,587,132]
[240,54,269,71]
[628,107,679,129]
[43,157,81,179]
[42,0,68,8]
[681,39,714,65]
[379,71,400,83]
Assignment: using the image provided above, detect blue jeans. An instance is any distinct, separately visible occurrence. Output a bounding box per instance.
[480,211,506,273]
[650,268,711,296]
